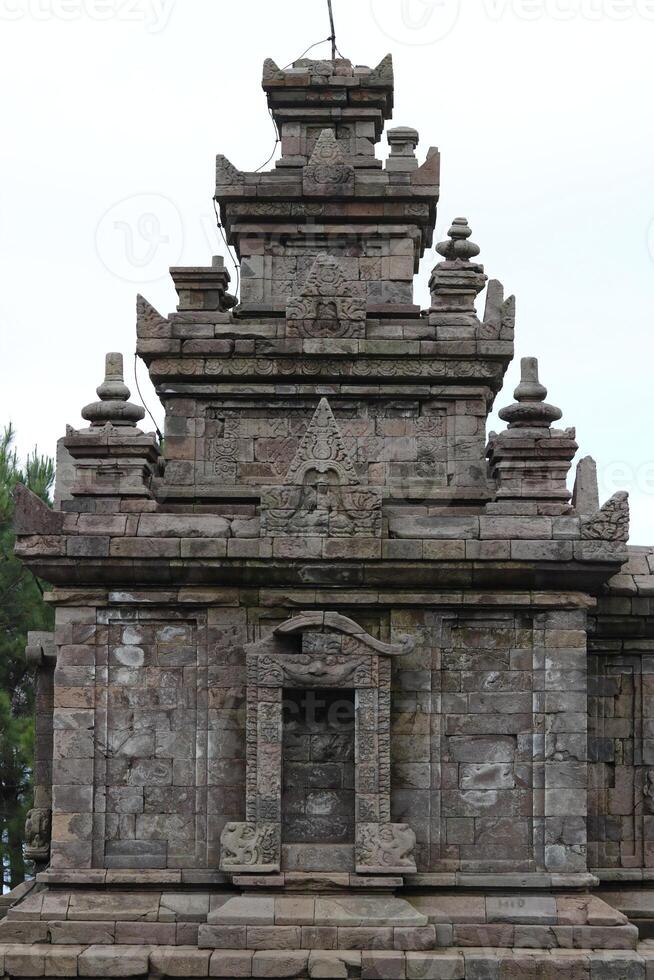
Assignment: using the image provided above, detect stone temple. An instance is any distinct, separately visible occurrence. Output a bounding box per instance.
[2,53,654,979]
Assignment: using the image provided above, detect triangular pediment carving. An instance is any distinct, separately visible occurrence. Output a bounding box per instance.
[260,398,382,538]
[303,128,355,198]
[285,397,358,485]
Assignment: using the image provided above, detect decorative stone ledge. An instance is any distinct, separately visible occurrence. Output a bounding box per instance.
[1,943,654,979]
[405,873,599,889]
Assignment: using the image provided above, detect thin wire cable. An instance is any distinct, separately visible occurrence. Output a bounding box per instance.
[213,199,241,299]
[133,353,163,443]
[282,36,332,70]
[255,108,281,173]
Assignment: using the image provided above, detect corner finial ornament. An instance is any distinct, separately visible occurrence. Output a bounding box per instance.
[498,357,563,429]
[436,217,480,262]
[429,216,487,314]
[81,353,145,428]
[581,491,630,543]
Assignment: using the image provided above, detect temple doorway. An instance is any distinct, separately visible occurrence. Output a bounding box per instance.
[281,688,355,871]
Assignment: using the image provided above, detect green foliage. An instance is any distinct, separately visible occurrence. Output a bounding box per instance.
[0,424,54,891]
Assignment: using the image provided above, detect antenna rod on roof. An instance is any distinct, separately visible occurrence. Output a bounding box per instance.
[327,0,336,62]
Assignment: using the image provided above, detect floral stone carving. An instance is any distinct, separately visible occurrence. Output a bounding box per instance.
[286,254,366,339]
[24,807,52,863]
[356,822,417,874]
[581,491,630,542]
[219,821,280,872]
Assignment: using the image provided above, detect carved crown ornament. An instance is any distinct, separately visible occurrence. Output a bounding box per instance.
[260,397,383,539]
[285,253,366,340]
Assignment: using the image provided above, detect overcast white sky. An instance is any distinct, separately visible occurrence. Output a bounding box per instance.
[1,0,653,540]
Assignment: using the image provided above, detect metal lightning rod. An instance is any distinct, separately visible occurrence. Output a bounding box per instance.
[327,0,336,62]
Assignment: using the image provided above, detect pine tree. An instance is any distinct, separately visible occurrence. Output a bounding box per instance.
[0,425,54,891]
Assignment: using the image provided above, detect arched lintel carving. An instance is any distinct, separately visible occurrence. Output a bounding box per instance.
[245,610,414,658]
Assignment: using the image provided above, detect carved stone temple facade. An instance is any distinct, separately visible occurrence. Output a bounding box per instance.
[2,53,654,979]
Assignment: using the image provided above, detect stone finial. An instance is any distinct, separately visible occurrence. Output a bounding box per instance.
[429,217,487,314]
[498,358,563,429]
[436,217,481,263]
[487,357,578,508]
[81,353,145,427]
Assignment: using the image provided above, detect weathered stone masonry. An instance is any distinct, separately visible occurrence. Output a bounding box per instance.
[2,53,654,979]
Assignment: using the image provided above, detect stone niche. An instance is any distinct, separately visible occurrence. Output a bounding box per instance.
[219,611,419,876]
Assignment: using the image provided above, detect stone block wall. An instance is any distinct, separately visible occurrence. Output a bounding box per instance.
[239,239,417,309]
[48,596,588,877]
[163,393,488,494]
[587,547,654,873]
[390,606,588,874]
[50,603,250,872]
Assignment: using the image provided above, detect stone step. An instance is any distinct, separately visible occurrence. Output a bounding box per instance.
[198,923,436,951]
[206,894,428,928]
[409,892,638,950]
[1,943,653,979]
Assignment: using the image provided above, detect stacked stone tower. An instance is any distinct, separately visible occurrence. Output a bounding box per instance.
[2,54,652,979]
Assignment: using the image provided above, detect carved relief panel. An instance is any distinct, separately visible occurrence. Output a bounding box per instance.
[199,397,456,492]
